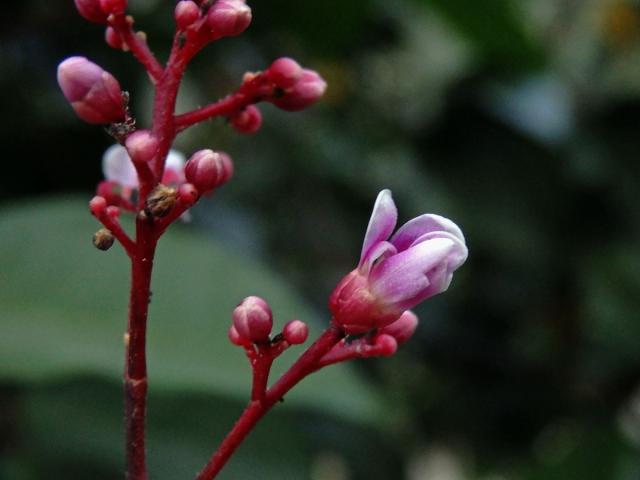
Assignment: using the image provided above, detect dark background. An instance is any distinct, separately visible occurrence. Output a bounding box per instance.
[2,0,640,478]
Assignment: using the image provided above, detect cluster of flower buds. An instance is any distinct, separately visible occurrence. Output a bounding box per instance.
[57,56,126,125]
[228,296,309,348]
[264,57,327,112]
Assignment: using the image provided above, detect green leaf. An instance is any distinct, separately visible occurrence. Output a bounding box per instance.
[0,197,381,422]
[415,0,545,71]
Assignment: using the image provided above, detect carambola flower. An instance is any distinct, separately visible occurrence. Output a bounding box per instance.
[329,189,468,334]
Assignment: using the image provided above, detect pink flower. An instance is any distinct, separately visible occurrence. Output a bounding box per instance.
[57,56,126,124]
[329,190,467,334]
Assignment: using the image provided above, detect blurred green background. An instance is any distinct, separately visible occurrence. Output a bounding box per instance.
[2,0,640,478]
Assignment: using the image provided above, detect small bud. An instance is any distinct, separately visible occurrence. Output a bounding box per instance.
[99,0,127,15]
[74,0,109,24]
[105,27,124,50]
[266,57,303,89]
[89,195,107,216]
[57,56,126,124]
[145,184,178,217]
[380,311,418,346]
[106,205,121,218]
[93,228,115,251]
[175,0,200,30]
[373,334,398,357]
[178,183,199,205]
[125,130,158,164]
[228,325,245,346]
[232,296,273,343]
[229,105,262,134]
[184,149,233,194]
[283,320,309,345]
[207,0,252,39]
[270,69,327,112]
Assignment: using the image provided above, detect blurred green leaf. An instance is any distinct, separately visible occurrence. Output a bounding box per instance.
[8,378,396,479]
[0,197,380,422]
[415,0,545,70]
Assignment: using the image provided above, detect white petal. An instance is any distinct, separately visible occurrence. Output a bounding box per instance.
[102,144,138,188]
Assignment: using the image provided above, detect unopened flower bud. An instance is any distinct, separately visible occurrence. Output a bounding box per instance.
[145,184,177,217]
[283,320,309,345]
[232,296,273,343]
[179,183,199,205]
[99,0,127,15]
[57,56,126,124]
[125,130,158,164]
[229,105,262,134]
[93,228,115,251]
[266,57,303,89]
[228,325,245,346]
[184,149,233,194]
[105,27,124,50]
[74,0,109,24]
[380,311,418,345]
[270,69,326,112]
[106,205,121,218]
[89,195,108,216]
[373,334,398,357]
[175,0,200,30]
[207,0,252,39]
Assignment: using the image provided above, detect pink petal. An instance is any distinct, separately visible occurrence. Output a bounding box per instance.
[390,214,465,252]
[360,189,397,265]
[369,237,461,311]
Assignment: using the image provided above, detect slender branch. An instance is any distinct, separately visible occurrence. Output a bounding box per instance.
[109,13,164,83]
[124,217,158,480]
[174,93,251,131]
[250,348,274,402]
[94,210,136,257]
[196,324,344,480]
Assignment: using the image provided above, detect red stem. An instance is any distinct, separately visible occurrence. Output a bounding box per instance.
[174,93,251,132]
[109,14,164,83]
[195,324,344,480]
[94,210,136,257]
[124,217,158,480]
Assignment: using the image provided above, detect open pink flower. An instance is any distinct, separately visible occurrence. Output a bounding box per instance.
[329,189,467,334]
[102,144,185,188]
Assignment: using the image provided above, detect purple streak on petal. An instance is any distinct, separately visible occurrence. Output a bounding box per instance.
[369,237,462,311]
[360,189,397,266]
[359,240,397,274]
[390,214,465,252]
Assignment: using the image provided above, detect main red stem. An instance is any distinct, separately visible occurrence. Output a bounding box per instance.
[196,324,344,480]
[124,218,157,480]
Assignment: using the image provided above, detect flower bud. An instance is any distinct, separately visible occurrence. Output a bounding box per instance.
[57,56,126,124]
[380,311,418,345]
[145,184,178,217]
[125,130,158,164]
[74,0,109,24]
[228,325,245,346]
[283,320,309,345]
[89,195,108,216]
[232,296,273,343]
[207,0,252,39]
[175,0,200,30]
[373,334,398,357]
[229,105,262,134]
[270,69,326,112]
[99,0,127,15]
[178,183,199,205]
[93,228,115,251]
[105,27,124,50]
[184,149,233,194]
[266,57,303,89]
